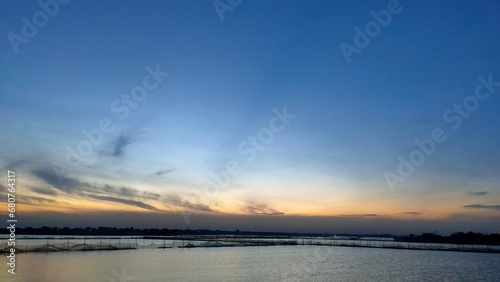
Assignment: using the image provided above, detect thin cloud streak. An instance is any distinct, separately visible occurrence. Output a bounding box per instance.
[339,214,378,217]
[242,203,284,216]
[464,204,500,211]
[88,195,159,211]
[30,187,58,196]
[163,193,214,212]
[32,169,89,193]
[399,212,423,215]
[466,191,489,196]
[150,169,175,176]
[20,195,57,205]
[31,168,161,211]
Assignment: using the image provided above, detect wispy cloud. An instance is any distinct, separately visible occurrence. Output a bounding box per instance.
[103,185,138,198]
[464,204,500,211]
[339,214,378,217]
[102,185,161,201]
[399,212,423,215]
[32,168,161,211]
[142,191,161,201]
[88,195,159,211]
[20,195,57,205]
[466,191,489,196]
[242,203,284,216]
[183,202,213,212]
[98,129,141,158]
[112,131,135,157]
[32,168,91,193]
[163,193,214,212]
[164,193,183,205]
[4,158,33,171]
[150,168,175,176]
[30,187,58,196]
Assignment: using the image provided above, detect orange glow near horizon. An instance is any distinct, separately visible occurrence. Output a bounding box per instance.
[6,180,497,223]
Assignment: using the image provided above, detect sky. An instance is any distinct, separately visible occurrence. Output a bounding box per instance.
[1,0,499,235]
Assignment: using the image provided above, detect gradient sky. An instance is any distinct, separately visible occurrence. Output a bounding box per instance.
[1,0,500,234]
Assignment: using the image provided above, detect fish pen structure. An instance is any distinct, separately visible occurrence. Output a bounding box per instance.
[0,239,177,253]
[2,237,500,254]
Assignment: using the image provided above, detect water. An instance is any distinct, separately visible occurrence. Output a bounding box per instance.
[2,245,500,281]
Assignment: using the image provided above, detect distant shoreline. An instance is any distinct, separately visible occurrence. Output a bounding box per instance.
[2,234,500,254]
[2,227,499,246]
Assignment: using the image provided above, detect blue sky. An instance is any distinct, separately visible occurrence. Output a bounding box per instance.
[1,0,499,234]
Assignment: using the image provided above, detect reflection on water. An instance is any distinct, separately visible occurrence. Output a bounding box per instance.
[1,243,500,281]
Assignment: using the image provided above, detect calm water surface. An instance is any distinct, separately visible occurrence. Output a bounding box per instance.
[2,245,500,281]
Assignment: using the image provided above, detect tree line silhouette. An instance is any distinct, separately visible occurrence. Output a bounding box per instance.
[395,232,500,245]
